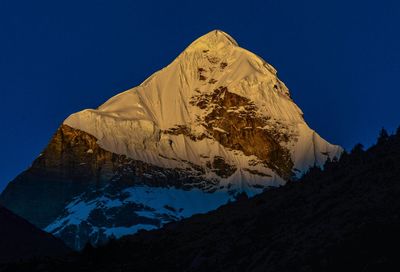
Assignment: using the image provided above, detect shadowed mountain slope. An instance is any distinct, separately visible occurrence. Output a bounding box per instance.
[2,129,399,271]
[0,205,70,264]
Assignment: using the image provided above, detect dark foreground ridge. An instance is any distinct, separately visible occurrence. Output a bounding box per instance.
[0,205,70,264]
[2,128,400,271]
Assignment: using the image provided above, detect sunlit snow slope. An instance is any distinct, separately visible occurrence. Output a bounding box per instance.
[65,30,341,188]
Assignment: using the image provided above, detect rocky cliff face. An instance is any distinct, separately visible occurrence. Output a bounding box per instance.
[0,30,342,250]
[0,125,113,228]
[190,86,294,179]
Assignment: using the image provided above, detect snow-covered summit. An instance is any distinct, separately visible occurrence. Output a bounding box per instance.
[185,30,239,49]
[64,29,341,191]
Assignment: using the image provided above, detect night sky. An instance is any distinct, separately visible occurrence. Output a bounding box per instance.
[1,0,399,191]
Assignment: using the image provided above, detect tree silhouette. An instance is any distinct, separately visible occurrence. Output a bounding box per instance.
[323,156,332,170]
[351,143,364,155]
[396,126,400,138]
[377,127,389,144]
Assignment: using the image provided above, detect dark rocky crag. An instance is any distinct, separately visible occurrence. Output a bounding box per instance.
[0,125,122,229]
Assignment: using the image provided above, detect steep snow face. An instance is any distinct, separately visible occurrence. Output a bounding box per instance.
[64,30,341,184]
[64,29,341,188]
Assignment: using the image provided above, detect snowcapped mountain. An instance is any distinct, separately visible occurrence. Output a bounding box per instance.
[0,30,342,250]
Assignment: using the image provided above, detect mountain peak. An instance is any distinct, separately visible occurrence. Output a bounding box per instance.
[186,30,238,51]
[0,30,342,250]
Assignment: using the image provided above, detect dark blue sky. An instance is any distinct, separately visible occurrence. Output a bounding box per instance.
[1,0,399,191]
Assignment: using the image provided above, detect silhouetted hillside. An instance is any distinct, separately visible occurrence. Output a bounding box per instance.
[0,205,70,264]
[2,128,400,271]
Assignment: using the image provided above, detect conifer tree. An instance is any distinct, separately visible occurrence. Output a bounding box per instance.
[396,126,400,138]
[351,143,364,155]
[377,127,389,144]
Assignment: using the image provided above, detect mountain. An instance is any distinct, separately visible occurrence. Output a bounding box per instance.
[0,30,341,250]
[0,205,69,263]
[3,129,399,272]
